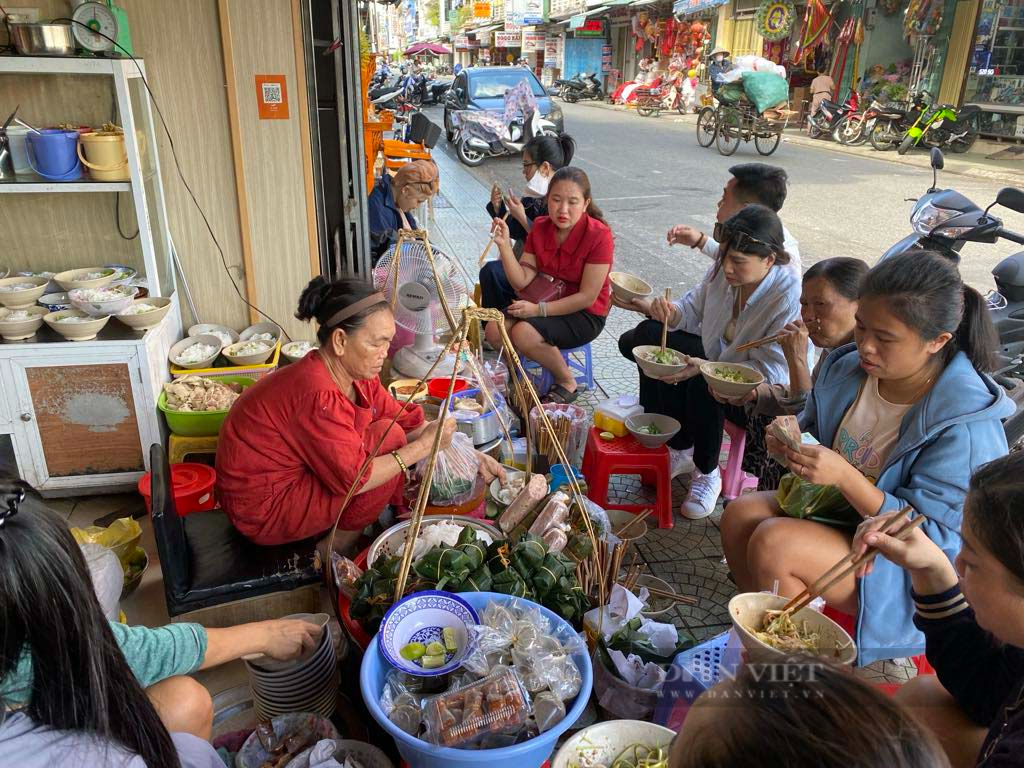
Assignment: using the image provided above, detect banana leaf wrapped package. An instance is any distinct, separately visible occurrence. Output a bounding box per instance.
[510,534,546,579]
[491,568,532,599]
[456,525,488,571]
[413,546,472,589]
[531,552,574,599]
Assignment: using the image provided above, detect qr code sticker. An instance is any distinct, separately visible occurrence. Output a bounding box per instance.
[262,83,283,104]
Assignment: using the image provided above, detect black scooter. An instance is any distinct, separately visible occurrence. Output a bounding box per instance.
[881,148,1024,445]
[562,72,602,103]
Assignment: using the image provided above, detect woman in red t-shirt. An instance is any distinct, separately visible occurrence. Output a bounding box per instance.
[486,167,614,404]
[216,278,504,551]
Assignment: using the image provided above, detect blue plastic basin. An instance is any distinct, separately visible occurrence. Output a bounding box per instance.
[360,591,593,768]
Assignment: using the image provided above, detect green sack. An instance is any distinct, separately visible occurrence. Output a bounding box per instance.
[741,71,789,114]
[717,82,746,104]
[775,472,861,528]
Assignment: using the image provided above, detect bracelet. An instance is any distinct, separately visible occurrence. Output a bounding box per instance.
[391,451,410,482]
[696,233,707,250]
[539,301,547,318]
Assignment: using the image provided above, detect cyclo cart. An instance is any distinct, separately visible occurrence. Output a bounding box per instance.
[696,87,788,156]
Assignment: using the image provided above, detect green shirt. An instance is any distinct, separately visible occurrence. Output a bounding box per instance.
[1,621,208,705]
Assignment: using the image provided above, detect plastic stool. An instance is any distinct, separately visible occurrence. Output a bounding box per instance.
[824,606,935,675]
[168,433,219,465]
[722,420,758,501]
[581,427,673,529]
[520,343,594,394]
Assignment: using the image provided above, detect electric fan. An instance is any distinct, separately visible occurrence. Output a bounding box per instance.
[374,237,470,379]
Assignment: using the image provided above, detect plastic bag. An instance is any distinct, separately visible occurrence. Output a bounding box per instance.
[775,473,860,528]
[529,403,588,466]
[422,669,531,748]
[533,691,566,733]
[742,71,789,114]
[71,517,142,566]
[417,432,480,507]
[81,542,124,621]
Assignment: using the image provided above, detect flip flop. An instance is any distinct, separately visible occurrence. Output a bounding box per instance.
[542,383,579,405]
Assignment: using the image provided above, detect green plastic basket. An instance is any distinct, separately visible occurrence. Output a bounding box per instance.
[157,376,255,436]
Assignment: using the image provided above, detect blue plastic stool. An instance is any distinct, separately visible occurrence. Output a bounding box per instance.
[654,631,738,730]
[520,343,594,394]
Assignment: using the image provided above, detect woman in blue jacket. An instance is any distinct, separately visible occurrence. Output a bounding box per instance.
[721,250,1013,665]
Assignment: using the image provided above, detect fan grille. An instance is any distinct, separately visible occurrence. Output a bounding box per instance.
[374,241,469,335]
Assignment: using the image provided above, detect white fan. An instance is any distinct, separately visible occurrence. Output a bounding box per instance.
[373,238,470,379]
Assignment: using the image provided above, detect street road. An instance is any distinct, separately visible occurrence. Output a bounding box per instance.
[425,101,1024,295]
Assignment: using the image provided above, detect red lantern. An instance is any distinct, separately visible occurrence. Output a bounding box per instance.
[690,21,704,34]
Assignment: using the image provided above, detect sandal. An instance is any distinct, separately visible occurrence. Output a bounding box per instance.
[542,384,580,405]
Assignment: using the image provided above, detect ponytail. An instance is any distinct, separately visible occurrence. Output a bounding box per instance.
[524,133,576,170]
[586,200,608,226]
[957,285,998,372]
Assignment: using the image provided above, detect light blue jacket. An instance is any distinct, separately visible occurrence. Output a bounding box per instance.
[800,344,1013,665]
[670,263,801,385]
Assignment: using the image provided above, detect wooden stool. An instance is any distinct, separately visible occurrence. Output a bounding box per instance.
[168,433,219,465]
[581,427,673,529]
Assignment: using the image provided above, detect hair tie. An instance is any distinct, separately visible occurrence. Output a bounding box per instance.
[0,486,25,529]
[324,292,387,329]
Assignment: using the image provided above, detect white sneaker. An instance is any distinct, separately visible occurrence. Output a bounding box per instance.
[681,467,722,520]
[668,447,695,478]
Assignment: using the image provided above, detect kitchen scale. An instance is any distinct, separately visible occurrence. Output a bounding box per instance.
[70,0,133,57]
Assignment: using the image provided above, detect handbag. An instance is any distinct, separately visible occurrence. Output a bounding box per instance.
[516,273,567,304]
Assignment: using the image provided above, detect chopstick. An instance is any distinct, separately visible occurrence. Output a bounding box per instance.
[735,331,787,353]
[660,288,671,352]
[613,508,652,539]
[478,211,510,266]
[782,509,923,616]
[614,579,699,606]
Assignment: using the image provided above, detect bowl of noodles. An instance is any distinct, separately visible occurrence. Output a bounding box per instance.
[728,592,856,665]
[631,345,689,379]
[699,362,764,399]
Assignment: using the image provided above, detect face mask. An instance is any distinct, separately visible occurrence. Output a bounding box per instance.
[527,170,550,196]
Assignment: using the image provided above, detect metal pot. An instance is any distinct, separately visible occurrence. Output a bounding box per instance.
[9,22,76,57]
[449,388,508,447]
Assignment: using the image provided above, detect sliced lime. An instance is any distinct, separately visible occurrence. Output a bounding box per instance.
[399,642,426,661]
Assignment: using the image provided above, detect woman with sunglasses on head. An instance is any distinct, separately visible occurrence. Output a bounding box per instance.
[720,250,1012,667]
[616,204,800,518]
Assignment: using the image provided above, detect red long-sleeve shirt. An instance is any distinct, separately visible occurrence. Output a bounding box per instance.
[216,352,424,544]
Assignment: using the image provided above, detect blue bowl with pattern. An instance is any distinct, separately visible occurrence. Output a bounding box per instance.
[377,590,478,677]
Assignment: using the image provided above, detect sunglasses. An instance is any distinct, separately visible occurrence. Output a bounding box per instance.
[713,222,780,254]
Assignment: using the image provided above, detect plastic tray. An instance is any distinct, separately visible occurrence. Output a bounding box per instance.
[157,375,255,436]
[170,342,280,381]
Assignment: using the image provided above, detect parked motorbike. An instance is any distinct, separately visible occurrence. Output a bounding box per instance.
[552,78,572,99]
[561,72,603,103]
[881,148,1024,445]
[454,107,558,167]
[868,98,921,151]
[897,91,979,155]
[806,91,860,140]
[833,99,891,146]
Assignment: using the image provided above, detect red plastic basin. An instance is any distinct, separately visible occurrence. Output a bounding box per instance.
[138,463,217,516]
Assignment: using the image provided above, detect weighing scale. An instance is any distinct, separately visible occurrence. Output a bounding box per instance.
[70,0,133,57]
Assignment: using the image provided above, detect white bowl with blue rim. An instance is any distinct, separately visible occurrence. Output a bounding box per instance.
[378,590,478,677]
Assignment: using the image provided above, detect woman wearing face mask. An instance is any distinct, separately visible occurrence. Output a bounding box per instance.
[367,160,439,265]
[485,166,613,404]
[615,205,800,519]
[738,257,869,489]
[480,134,576,315]
[720,250,1012,667]
[707,46,732,95]
[853,453,1024,768]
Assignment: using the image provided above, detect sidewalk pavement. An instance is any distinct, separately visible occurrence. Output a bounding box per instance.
[426,147,916,683]
[574,98,1024,187]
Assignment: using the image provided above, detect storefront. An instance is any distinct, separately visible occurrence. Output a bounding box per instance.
[962,0,1024,139]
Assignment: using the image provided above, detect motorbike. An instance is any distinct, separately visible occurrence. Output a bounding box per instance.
[868,97,921,151]
[881,148,1024,445]
[833,99,892,146]
[561,72,603,103]
[806,91,860,140]
[552,78,573,99]
[453,107,558,167]
[897,91,979,155]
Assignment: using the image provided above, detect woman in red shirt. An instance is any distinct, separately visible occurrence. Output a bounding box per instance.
[486,167,614,404]
[216,278,503,551]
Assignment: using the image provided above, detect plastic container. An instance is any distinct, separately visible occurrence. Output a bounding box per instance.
[169,343,280,381]
[6,125,32,175]
[549,463,586,493]
[137,462,217,516]
[78,130,129,181]
[157,375,255,436]
[26,129,82,181]
[428,377,469,399]
[593,396,644,438]
[360,591,593,768]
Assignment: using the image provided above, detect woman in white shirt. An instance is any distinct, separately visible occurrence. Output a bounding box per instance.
[616,205,800,519]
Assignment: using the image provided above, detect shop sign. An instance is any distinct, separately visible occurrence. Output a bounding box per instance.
[505,0,524,25]
[496,30,522,47]
[455,34,471,48]
[522,0,544,24]
[575,19,604,36]
[672,0,728,15]
[474,1,492,18]
[543,35,559,67]
[477,28,493,45]
[522,29,546,52]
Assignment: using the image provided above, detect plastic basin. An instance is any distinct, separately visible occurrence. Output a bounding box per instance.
[157,375,254,436]
[138,462,217,516]
[360,591,593,768]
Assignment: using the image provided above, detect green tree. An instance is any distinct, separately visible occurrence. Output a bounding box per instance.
[425,0,440,27]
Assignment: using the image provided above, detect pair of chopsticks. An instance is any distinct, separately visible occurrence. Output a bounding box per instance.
[735,331,787,353]
[613,508,652,539]
[613,578,699,606]
[478,210,511,266]
[782,508,924,616]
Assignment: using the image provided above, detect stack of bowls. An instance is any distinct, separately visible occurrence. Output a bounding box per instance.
[245,613,338,720]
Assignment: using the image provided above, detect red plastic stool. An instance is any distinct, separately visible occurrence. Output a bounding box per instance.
[581,427,674,529]
[824,606,935,675]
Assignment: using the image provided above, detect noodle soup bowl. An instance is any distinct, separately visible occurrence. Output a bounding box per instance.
[631,345,689,379]
[728,592,857,665]
[552,720,675,768]
[700,362,764,399]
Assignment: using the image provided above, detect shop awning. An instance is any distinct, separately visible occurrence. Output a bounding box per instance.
[470,23,503,35]
[569,0,630,27]
[672,0,728,14]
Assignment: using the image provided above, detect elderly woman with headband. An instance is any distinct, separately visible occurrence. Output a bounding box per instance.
[216,277,504,552]
[368,159,439,265]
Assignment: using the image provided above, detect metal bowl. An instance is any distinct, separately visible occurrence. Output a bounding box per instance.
[366,515,500,568]
[9,22,75,57]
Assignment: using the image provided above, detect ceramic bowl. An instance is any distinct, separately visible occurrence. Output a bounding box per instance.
[282,340,319,363]
[552,720,675,768]
[17,270,58,293]
[188,323,239,348]
[488,469,527,508]
[169,334,222,369]
[38,292,71,312]
[44,309,111,341]
[0,276,49,309]
[609,271,654,304]
[115,297,172,330]
[244,613,331,671]
[223,339,275,366]
[0,306,48,340]
[120,547,149,599]
[69,285,139,317]
[378,590,478,677]
[625,413,681,449]
[105,264,138,285]
[728,592,857,665]
[53,267,116,292]
[631,344,690,379]
[606,508,649,542]
[699,361,764,399]
[240,321,282,345]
